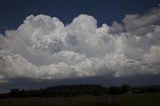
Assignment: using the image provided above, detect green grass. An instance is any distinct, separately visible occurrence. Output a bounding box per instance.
[0,93,160,106]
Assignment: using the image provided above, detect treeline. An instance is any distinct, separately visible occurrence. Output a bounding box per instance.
[0,84,107,98]
[0,84,160,98]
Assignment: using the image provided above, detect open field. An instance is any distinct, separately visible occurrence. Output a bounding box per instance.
[0,93,160,106]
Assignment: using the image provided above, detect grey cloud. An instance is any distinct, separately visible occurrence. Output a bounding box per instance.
[123,7,160,35]
[109,21,124,34]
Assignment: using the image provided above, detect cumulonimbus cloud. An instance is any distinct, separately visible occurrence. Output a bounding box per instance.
[0,6,160,83]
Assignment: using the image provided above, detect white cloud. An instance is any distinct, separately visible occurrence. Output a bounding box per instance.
[144,45,160,64]
[0,7,160,82]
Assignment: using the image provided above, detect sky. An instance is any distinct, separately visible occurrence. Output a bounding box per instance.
[0,0,160,92]
[1,0,160,33]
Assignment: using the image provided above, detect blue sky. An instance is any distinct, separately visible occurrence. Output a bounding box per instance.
[0,0,160,33]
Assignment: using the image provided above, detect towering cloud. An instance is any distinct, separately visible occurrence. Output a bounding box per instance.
[0,7,160,83]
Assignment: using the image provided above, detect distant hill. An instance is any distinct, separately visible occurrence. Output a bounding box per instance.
[0,84,160,98]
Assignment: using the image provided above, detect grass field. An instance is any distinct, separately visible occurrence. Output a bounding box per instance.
[0,93,160,106]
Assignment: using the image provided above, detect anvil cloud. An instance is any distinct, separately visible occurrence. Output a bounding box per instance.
[0,7,160,83]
